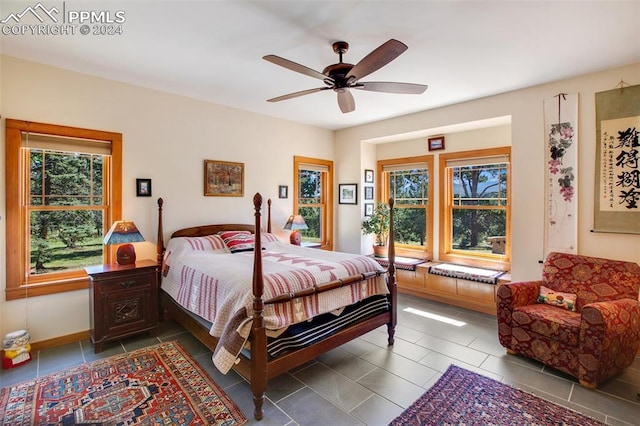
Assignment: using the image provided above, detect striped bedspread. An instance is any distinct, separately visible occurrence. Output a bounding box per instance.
[162,238,387,373]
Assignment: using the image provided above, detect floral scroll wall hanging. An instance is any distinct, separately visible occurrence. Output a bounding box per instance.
[594,84,640,234]
[544,93,578,256]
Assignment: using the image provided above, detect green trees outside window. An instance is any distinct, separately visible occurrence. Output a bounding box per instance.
[387,167,429,247]
[450,163,508,254]
[298,169,322,242]
[29,149,106,274]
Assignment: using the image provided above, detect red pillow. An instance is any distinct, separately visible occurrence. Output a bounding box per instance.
[219,231,255,253]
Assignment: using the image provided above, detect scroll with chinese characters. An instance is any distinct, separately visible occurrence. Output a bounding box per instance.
[594,85,640,234]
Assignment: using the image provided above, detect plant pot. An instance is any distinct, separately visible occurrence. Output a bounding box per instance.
[373,245,388,258]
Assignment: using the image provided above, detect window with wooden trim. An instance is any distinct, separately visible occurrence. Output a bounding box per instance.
[293,156,334,249]
[5,119,122,300]
[439,147,511,269]
[379,155,434,259]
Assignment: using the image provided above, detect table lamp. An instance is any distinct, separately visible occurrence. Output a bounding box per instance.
[103,220,145,265]
[283,215,308,245]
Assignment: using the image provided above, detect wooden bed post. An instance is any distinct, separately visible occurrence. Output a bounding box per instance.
[156,198,165,321]
[156,198,164,266]
[267,198,272,233]
[387,197,397,345]
[251,193,267,420]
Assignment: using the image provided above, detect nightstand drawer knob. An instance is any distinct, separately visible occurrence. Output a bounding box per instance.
[120,280,136,288]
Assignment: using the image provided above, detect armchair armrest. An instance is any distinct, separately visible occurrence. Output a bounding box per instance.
[496,280,542,308]
[496,280,543,350]
[579,298,640,386]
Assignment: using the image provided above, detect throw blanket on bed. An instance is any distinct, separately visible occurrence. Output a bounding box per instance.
[163,238,387,373]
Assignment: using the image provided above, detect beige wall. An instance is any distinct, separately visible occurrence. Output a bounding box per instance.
[1,55,639,344]
[335,62,640,281]
[0,56,334,342]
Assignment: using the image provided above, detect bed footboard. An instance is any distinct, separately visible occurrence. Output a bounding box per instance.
[156,193,397,421]
[248,193,396,420]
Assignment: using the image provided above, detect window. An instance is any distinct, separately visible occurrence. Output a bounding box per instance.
[293,156,333,249]
[379,155,434,259]
[439,147,511,269]
[5,119,122,300]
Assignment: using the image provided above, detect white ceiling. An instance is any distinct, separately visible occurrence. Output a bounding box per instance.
[1,1,639,130]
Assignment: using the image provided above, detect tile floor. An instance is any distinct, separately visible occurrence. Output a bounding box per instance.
[1,293,639,425]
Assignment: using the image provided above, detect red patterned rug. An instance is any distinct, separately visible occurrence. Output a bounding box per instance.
[390,365,605,425]
[0,341,246,425]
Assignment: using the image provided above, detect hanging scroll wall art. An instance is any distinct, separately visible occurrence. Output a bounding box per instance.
[544,93,578,256]
[594,84,640,234]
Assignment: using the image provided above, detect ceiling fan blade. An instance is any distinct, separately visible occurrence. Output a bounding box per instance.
[354,81,428,94]
[345,39,408,82]
[337,89,355,113]
[263,54,332,83]
[267,87,330,102]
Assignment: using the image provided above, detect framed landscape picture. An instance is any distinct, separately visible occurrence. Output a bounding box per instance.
[428,136,445,151]
[339,184,358,204]
[204,160,244,196]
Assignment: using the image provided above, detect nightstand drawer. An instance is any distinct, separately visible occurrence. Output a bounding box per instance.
[98,273,154,291]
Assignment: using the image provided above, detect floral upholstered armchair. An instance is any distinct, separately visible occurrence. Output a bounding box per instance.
[497,252,640,388]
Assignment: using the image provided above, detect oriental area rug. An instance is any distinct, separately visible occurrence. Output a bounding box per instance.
[389,365,605,426]
[0,341,246,425]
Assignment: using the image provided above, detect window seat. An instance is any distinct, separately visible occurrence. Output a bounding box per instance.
[371,256,424,271]
[427,263,506,285]
[373,259,511,315]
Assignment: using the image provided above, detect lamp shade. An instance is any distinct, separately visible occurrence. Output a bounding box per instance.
[283,215,308,231]
[103,221,145,265]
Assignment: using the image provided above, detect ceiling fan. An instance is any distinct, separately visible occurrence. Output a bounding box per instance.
[263,39,428,113]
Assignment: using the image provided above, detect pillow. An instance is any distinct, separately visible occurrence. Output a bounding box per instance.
[219,231,256,253]
[183,235,228,252]
[218,230,251,239]
[166,235,229,256]
[537,285,577,311]
[261,232,281,243]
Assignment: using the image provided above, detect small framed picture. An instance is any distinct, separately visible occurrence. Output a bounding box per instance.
[364,203,374,217]
[364,169,374,183]
[339,183,358,205]
[204,160,244,197]
[428,136,445,151]
[136,178,152,197]
[279,185,288,199]
[364,186,374,200]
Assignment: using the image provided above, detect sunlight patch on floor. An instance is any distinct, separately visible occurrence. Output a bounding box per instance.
[403,307,466,327]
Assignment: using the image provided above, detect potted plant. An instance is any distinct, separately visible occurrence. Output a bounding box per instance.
[362,202,390,258]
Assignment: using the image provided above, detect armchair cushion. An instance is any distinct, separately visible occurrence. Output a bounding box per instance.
[513,304,580,346]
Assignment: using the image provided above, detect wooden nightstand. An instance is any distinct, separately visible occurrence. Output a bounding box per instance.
[85,259,159,353]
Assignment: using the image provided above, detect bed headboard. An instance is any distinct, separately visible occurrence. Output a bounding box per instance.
[171,224,255,238]
[155,196,272,264]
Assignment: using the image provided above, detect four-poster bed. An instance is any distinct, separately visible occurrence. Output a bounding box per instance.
[155,193,397,420]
